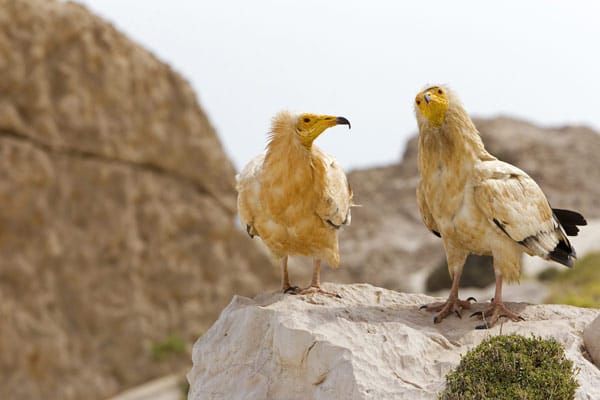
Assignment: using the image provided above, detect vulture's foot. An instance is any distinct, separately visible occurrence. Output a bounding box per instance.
[471,302,524,329]
[296,285,341,299]
[420,296,476,324]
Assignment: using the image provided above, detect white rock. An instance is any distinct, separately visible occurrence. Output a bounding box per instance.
[188,284,600,400]
[584,314,600,369]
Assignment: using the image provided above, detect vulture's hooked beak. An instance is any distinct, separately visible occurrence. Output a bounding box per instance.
[424,93,431,104]
[336,116,351,130]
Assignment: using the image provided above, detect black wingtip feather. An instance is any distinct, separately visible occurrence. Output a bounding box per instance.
[548,239,575,268]
[562,225,580,236]
[548,250,573,268]
[552,208,587,237]
[552,208,587,226]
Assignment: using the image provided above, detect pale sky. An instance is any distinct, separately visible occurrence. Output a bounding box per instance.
[75,0,600,171]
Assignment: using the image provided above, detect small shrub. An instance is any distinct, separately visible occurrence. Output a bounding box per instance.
[441,334,579,400]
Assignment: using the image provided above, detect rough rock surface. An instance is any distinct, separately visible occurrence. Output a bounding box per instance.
[0,1,277,399]
[188,284,600,400]
[334,117,600,293]
[584,314,600,369]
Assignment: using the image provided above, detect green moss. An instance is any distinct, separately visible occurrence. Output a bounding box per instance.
[441,334,579,400]
[545,252,600,308]
[150,335,186,362]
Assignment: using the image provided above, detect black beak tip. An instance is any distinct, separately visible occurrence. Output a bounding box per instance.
[424,93,431,104]
[336,116,351,129]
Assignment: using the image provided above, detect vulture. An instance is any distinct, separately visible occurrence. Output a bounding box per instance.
[414,85,586,328]
[236,111,352,296]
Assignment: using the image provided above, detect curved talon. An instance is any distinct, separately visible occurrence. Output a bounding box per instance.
[283,285,300,294]
[335,293,342,299]
[466,296,477,303]
[472,302,524,328]
[421,296,474,324]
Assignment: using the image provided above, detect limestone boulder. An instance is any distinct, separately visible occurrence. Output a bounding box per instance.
[189,284,600,400]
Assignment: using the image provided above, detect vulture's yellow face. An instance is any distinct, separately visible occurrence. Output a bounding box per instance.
[296,113,351,148]
[415,86,449,127]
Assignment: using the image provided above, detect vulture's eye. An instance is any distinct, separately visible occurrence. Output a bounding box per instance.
[303,118,310,123]
[416,100,421,105]
[437,89,443,94]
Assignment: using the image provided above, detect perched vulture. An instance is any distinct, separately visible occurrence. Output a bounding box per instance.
[236,111,352,296]
[414,85,586,328]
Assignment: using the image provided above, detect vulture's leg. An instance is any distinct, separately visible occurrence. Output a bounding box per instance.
[471,273,524,329]
[281,256,299,294]
[420,250,475,323]
[296,259,340,298]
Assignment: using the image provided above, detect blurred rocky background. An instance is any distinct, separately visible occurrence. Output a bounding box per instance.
[0,1,598,399]
[0,0,277,399]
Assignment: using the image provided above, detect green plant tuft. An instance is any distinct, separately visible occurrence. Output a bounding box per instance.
[150,335,186,362]
[441,334,579,400]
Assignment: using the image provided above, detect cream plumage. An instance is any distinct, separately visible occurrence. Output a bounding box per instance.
[236,111,352,296]
[414,85,586,328]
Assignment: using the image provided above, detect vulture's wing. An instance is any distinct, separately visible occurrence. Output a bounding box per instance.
[316,152,352,229]
[417,181,441,238]
[235,154,265,237]
[473,160,574,266]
